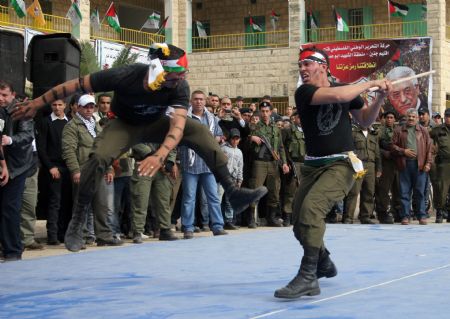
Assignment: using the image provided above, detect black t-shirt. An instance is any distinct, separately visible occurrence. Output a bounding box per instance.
[295,83,364,157]
[90,64,190,124]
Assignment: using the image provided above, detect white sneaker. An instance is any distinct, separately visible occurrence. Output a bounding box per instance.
[140,233,149,239]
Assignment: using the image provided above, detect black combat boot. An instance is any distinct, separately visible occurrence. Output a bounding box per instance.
[247,207,257,228]
[435,210,444,223]
[283,213,292,227]
[64,204,88,252]
[316,246,337,279]
[274,247,321,299]
[267,207,283,227]
[221,176,267,215]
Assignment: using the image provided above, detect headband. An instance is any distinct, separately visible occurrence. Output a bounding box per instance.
[299,51,328,65]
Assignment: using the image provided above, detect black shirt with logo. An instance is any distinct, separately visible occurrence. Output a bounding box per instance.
[295,83,364,157]
[90,63,190,125]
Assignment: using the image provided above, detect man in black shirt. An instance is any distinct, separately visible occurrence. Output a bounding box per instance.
[12,43,267,252]
[274,48,391,299]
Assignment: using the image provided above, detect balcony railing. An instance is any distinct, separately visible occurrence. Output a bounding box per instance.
[0,4,71,33]
[192,30,289,52]
[306,21,427,43]
[91,24,164,47]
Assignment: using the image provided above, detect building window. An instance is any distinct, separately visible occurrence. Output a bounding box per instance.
[349,8,364,39]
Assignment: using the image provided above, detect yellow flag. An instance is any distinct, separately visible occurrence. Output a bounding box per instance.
[27,0,46,26]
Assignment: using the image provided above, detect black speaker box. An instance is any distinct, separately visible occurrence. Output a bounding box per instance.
[27,33,81,98]
[0,30,25,96]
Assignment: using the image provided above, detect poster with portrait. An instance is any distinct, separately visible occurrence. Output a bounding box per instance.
[300,37,432,118]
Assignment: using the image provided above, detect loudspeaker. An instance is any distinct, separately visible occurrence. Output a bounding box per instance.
[27,33,81,99]
[0,30,25,96]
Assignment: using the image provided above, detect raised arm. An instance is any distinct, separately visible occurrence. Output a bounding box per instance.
[11,76,93,120]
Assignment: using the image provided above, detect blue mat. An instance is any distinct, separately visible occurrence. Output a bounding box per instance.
[1,224,450,319]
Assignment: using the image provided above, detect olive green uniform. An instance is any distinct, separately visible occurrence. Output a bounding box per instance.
[130,143,176,233]
[344,126,381,222]
[430,124,450,220]
[282,124,306,215]
[374,124,401,221]
[249,120,287,210]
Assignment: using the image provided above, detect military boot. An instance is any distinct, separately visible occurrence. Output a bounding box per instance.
[267,207,283,227]
[378,211,394,224]
[435,210,444,223]
[247,207,257,229]
[221,177,267,215]
[283,213,292,227]
[64,204,89,252]
[316,246,337,279]
[274,247,320,299]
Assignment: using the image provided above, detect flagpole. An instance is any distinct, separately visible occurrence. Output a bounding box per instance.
[101,2,113,25]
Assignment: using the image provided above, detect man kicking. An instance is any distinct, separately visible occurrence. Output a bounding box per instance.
[13,43,267,252]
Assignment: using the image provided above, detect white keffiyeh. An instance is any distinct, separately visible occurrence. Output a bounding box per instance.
[77,113,97,138]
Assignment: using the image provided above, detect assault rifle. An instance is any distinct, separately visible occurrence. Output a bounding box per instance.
[258,135,283,168]
[287,158,300,186]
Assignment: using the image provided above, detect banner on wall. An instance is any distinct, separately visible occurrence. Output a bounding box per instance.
[95,40,148,69]
[299,37,432,117]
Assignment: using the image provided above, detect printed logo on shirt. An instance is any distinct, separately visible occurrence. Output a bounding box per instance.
[316,104,341,136]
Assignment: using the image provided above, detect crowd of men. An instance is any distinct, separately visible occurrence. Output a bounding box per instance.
[0,76,449,262]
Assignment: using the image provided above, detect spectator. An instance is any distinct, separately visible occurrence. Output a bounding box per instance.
[391,108,432,225]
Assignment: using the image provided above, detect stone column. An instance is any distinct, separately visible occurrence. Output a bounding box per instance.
[427,0,446,113]
[78,0,91,41]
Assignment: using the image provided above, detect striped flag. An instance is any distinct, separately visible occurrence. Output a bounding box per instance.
[90,8,100,31]
[66,0,82,26]
[11,0,26,18]
[250,16,262,32]
[105,2,121,33]
[156,16,169,35]
[333,7,348,32]
[388,1,409,17]
[307,10,318,29]
[270,10,280,30]
[26,0,46,26]
[141,11,161,30]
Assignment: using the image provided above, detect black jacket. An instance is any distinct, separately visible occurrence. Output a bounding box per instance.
[3,102,35,179]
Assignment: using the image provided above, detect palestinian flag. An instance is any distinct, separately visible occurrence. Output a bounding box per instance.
[141,11,160,30]
[156,16,169,35]
[307,10,318,29]
[270,10,280,30]
[333,7,348,32]
[250,17,262,32]
[66,0,82,26]
[388,1,409,17]
[105,2,121,33]
[196,21,207,38]
[90,8,100,31]
[11,0,26,18]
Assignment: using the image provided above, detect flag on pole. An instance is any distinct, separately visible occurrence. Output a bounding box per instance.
[196,21,207,38]
[27,0,46,26]
[90,8,100,31]
[250,16,262,32]
[105,2,121,33]
[270,10,280,30]
[388,0,409,17]
[66,0,82,26]
[156,16,169,35]
[307,10,318,29]
[11,0,26,18]
[333,7,348,32]
[141,11,161,30]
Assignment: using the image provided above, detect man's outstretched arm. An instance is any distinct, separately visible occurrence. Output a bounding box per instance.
[138,107,188,177]
[11,76,93,120]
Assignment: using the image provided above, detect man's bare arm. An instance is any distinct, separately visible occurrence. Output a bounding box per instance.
[12,76,93,120]
[350,92,387,128]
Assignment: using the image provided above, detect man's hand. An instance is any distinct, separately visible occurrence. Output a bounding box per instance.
[105,172,114,184]
[11,99,39,121]
[170,163,179,180]
[1,135,12,146]
[369,79,392,96]
[376,171,382,178]
[49,167,61,180]
[250,136,262,145]
[282,163,290,174]
[138,155,162,177]
[0,164,9,187]
[423,163,431,173]
[72,172,81,184]
[404,148,417,158]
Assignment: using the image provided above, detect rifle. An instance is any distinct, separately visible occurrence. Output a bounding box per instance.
[258,135,283,168]
[287,158,300,186]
